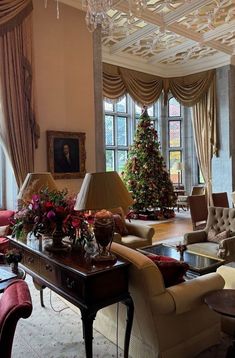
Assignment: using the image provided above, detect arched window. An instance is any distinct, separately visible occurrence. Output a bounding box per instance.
[167,97,183,185]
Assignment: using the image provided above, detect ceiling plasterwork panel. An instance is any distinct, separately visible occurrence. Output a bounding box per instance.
[60,0,235,77]
[178,0,235,32]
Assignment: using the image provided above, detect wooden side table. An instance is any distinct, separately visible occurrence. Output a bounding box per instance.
[205,289,235,358]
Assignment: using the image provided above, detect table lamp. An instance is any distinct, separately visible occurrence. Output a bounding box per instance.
[74,171,134,261]
[18,172,57,205]
[174,162,184,189]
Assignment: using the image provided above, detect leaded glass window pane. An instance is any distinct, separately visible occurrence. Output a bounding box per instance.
[169,120,181,147]
[106,150,115,171]
[117,117,127,146]
[116,97,127,113]
[148,105,154,116]
[105,115,114,145]
[104,101,113,112]
[169,151,181,184]
[135,104,141,116]
[169,97,181,117]
[199,167,205,184]
[117,150,128,173]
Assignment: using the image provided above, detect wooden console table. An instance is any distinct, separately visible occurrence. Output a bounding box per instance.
[9,236,134,358]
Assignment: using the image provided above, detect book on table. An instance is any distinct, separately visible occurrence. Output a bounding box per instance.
[0,268,17,283]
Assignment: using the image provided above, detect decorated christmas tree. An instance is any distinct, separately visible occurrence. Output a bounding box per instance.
[122,106,176,219]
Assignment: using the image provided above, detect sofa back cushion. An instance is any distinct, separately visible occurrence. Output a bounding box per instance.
[147,254,189,287]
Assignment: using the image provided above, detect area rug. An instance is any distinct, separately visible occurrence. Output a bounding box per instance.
[12,276,232,358]
[12,276,124,358]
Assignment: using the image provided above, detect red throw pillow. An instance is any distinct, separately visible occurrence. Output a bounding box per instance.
[113,214,128,236]
[147,254,189,287]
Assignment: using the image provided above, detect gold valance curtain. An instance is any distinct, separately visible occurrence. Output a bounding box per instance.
[103,63,163,105]
[0,0,39,188]
[103,62,215,107]
[0,0,32,35]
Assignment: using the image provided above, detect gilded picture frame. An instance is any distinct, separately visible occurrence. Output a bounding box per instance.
[47,130,86,179]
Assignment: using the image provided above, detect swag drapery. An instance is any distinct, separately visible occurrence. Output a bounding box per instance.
[103,63,217,203]
[0,0,39,188]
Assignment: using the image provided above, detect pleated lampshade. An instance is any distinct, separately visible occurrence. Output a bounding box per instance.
[18,172,57,202]
[74,171,133,211]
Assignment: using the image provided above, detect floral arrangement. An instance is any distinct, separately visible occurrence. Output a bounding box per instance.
[11,188,93,245]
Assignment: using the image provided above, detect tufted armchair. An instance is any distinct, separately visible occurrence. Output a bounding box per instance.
[184,206,235,262]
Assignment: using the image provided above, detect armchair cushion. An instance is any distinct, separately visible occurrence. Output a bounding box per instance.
[147,254,189,287]
[113,214,128,236]
[207,228,229,243]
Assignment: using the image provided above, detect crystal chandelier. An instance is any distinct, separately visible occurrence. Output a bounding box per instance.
[82,0,147,32]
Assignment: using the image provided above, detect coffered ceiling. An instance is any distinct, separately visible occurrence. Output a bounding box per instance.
[61,0,235,77]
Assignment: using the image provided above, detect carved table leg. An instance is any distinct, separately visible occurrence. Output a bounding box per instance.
[122,296,134,358]
[80,309,97,358]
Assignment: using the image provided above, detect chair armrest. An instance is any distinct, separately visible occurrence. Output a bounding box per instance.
[184,230,207,245]
[125,222,154,242]
[167,272,225,315]
[218,236,235,258]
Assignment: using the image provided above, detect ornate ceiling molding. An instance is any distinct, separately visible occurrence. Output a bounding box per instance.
[60,0,235,76]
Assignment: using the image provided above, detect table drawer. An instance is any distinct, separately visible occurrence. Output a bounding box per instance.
[40,258,58,283]
[22,250,40,273]
[61,270,84,299]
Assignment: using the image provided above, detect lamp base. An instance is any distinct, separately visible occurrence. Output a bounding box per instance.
[92,252,117,263]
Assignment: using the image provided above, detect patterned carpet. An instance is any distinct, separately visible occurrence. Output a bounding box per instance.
[12,276,124,358]
[11,273,232,358]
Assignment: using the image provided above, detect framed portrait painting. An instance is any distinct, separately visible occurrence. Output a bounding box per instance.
[47,131,86,179]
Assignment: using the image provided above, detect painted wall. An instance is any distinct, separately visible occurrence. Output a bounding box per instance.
[33,0,96,195]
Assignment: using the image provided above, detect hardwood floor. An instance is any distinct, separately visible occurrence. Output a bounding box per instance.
[151,210,193,243]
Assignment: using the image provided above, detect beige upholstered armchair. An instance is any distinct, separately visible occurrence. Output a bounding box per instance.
[94,242,225,358]
[184,206,235,262]
[113,220,154,249]
[110,207,154,249]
